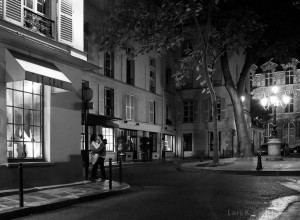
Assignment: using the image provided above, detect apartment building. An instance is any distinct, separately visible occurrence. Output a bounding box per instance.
[251,59,300,148]
[83,0,177,162]
[0,0,99,190]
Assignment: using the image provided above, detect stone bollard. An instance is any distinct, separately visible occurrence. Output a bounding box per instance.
[256,153,262,170]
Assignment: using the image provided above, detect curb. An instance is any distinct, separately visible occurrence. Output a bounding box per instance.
[0,183,131,220]
[178,165,300,176]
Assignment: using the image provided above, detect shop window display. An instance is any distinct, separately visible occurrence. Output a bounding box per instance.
[7,81,43,159]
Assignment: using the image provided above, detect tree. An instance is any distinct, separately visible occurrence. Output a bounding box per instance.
[93,0,266,162]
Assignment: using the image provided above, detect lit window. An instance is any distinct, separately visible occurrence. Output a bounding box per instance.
[102,127,114,151]
[285,94,294,113]
[164,135,173,151]
[7,81,43,159]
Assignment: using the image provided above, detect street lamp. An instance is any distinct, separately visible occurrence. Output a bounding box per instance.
[260,85,290,159]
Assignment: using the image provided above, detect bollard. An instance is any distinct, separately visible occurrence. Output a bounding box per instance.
[119,155,123,183]
[19,163,24,207]
[109,158,112,190]
[256,153,262,170]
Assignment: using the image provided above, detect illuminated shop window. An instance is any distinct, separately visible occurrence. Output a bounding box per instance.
[164,135,173,152]
[102,127,114,151]
[7,81,43,159]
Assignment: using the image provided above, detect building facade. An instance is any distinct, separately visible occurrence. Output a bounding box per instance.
[0,0,99,190]
[252,59,300,148]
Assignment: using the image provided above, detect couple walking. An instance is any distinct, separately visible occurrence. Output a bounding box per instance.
[90,134,107,182]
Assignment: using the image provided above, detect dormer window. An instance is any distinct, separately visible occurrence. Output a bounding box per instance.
[265,71,273,86]
[285,68,294,85]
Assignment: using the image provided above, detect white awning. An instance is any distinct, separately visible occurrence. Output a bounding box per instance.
[5,49,72,92]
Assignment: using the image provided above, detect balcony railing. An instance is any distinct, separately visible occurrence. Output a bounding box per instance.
[23,8,54,38]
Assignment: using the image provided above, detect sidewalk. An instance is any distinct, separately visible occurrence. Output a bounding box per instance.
[179,156,300,175]
[0,179,130,220]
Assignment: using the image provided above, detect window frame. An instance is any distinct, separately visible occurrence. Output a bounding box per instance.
[126,94,134,120]
[104,51,114,78]
[7,81,44,161]
[149,100,155,124]
[265,71,273,87]
[284,94,294,113]
[183,100,194,123]
[104,87,114,117]
[285,68,294,85]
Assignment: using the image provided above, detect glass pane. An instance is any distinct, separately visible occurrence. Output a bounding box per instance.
[24,110,33,125]
[7,142,14,158]
[24,80,32,93]
[14,108,23,125]
[24,142,33,158]
[7,107,13,123]
[33,111,40,126]
[24,93,32,109]
[34,142,42,158]
[14,91,23,108]
[33,82,41,94]
[25,0,33,9]
[34,127,41,142]
[24,124,32,141]
[7,124,13,140]
[14,125,23,141]
[6,89,13,106]
[6,82,13,89]
[14,81,23,91]
[33,95,41,110]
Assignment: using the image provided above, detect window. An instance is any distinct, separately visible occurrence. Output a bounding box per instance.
[149,70,156,93]
[104,51,114,78]
[104,88,114,117]
[285,68,294,84]
[102,127,114,151]
[166,105,172,125]
[23,0,53,38]
[149,100,155,124]
[24,0,46,14]
[282,123,295,145]
[285,94,293,113]
[126,47,135,85]
[208,131,213,151]
[149,57,156,67]
[265,71,273,86]
[206,97,226,121]
[164,135,173,151]
[149,132,157,152]
[7,81,43,159]
[183,100,194,123]
[183,133,192,151]
[126,94,134,120]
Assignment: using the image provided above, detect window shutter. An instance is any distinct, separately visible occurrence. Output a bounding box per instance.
[193,100,199,122]
[58,0,73,46]
[131,95,135,121]
[220,97,226,120]
[4,0,22,26]
[111,89,114,117]
[0,0,3,18]
[177,101,183,123]
[123,94,127,119]
[202,98,209,121]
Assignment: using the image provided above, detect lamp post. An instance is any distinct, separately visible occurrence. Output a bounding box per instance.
[260,85,290,160]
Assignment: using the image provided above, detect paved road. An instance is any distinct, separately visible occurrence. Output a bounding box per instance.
[15,162,300,220]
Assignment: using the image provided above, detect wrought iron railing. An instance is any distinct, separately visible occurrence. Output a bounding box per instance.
[23,8,54,38]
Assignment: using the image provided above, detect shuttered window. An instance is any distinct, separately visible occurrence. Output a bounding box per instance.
[126,94,134,120]
[58,0,73,45]
[4,0,23,26]
[149,100,155,124]
[0,0,3,18]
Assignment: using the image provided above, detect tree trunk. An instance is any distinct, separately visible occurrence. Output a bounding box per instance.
[202,58,219,164]
[221,52,252,157]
